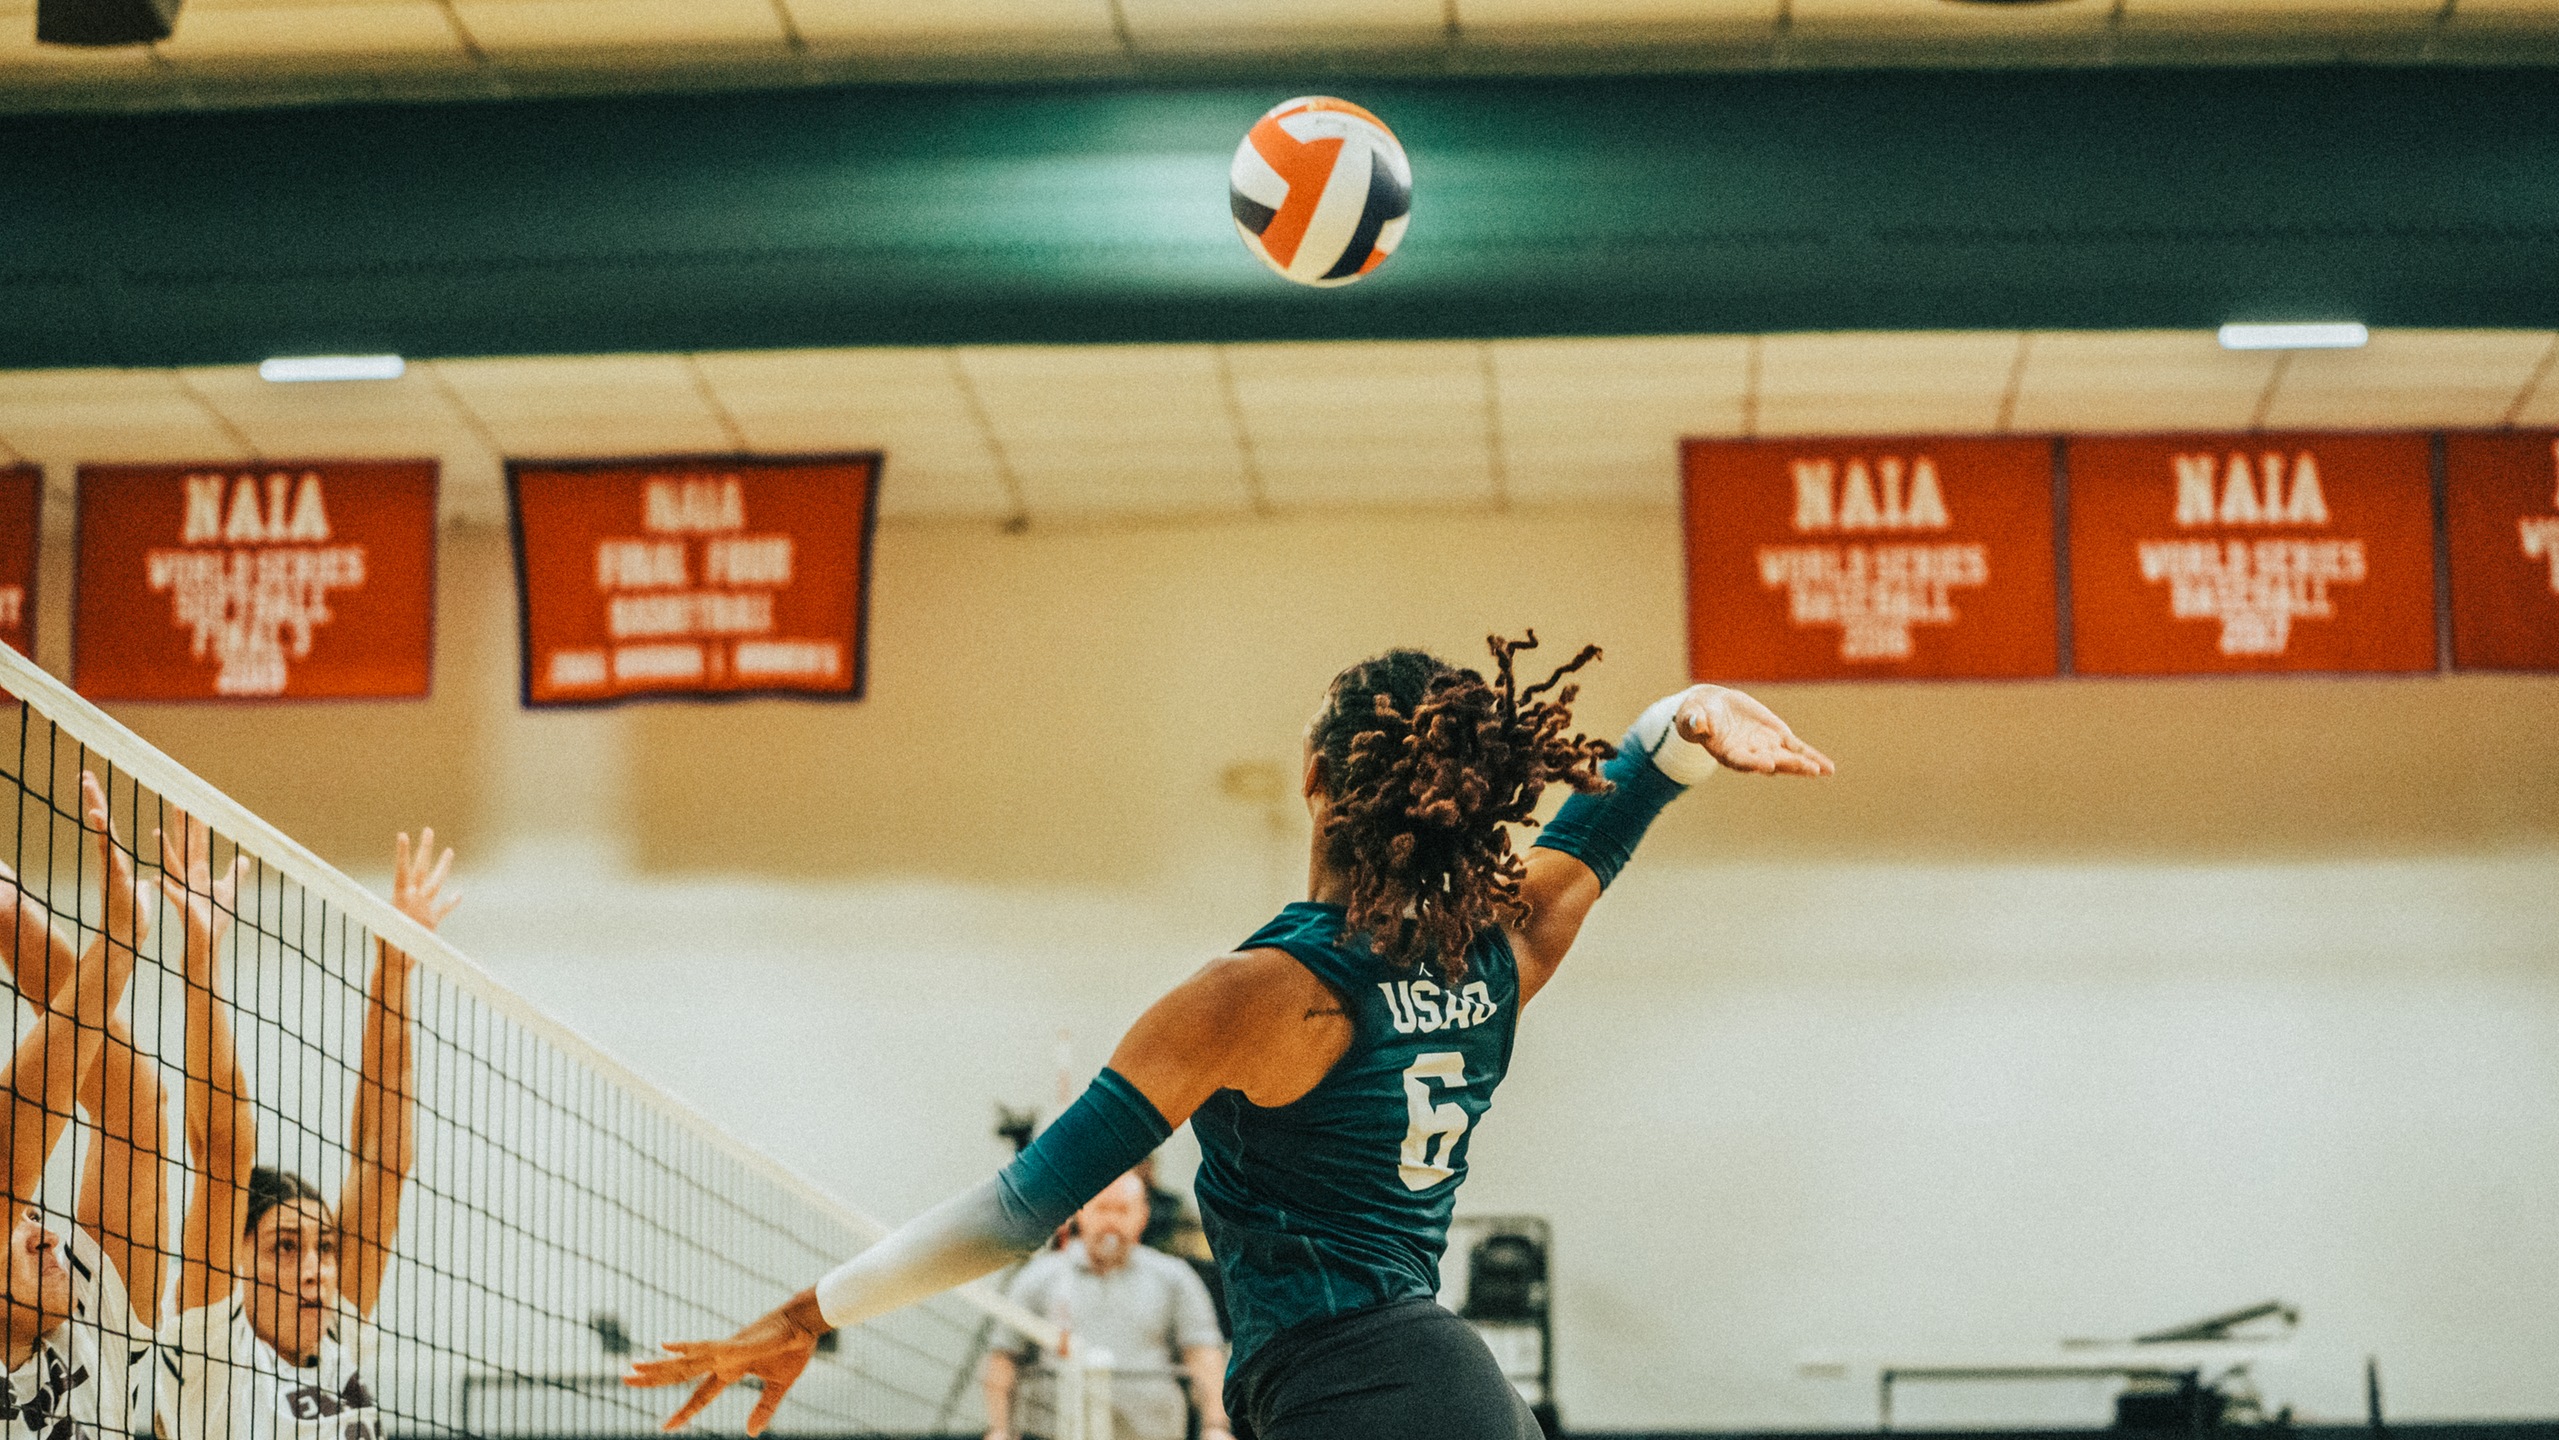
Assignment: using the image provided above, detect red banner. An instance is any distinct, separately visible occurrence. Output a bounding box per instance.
[0,468,40,656]
[2066,434,2436,675]
[509,455,880,706]
[1681,437,2059,680]
[73,462,439,701]
[2443,432,2559,671]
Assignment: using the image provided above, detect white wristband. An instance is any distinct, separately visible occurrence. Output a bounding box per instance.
[1627,691,1723,787]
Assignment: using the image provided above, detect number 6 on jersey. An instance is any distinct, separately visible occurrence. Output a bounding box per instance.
[1399,1051,1471,1191]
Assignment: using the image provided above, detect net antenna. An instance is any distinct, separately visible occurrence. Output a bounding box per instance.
[0,642,1058,1440]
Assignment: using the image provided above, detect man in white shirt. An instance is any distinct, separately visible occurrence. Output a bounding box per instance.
[986,1172,1228,1440]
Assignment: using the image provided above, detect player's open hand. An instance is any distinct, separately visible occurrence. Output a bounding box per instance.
[157,808,251,964]
[1671,686,1835,777]
[391,827,459,932]
[627,1295,825,1435]
[81,771,150,955]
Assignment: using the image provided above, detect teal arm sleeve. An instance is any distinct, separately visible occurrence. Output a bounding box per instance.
[1530,730,1687,889]
[996,1067,1173,1237]
[813,1068,1170,1330]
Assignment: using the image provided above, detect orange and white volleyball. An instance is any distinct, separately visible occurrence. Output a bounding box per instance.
[1228,97,1412,288]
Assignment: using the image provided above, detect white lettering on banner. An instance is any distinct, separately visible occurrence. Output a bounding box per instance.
[1757,543,1989,661]
[2145,450,2354,656]
[1789,456,1952,534]
[2172,452,2330,528]
[705,535,793,586]
[2522,441,2559,593]
[2523,518,2559,594]
[606,592,774,640]
[145,545,367,695]
[151,472,362,695]
[567,473,841,691]
[548,649,608,689]
[613,643,704,681]
[182,472,332,545]
[2136,538,2367,656]
[733,641,840,679]
[596,539,687,590]
[643,476,745,534]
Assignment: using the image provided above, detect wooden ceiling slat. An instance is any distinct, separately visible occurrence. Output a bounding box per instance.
[5,331,2553,524]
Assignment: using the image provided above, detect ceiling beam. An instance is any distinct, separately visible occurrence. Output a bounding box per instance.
[4,65,2559,369]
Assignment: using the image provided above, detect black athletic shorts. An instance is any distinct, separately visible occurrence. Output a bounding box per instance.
[1225,1298,1543,1440]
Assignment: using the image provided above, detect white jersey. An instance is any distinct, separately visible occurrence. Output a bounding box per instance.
[5,1225,145,1440]
[152,1298,380,1440]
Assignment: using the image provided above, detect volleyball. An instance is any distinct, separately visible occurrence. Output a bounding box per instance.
[1228,96,1412,288]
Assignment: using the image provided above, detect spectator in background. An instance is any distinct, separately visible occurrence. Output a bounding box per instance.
[984,1171,1227,1440]
[1130,1154,1225,1341]
[1132,1154,1190,1256]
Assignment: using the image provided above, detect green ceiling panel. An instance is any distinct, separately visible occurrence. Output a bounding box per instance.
[3,66,2557,367]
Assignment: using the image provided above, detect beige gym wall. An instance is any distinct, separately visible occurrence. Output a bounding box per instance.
[63,512,2559,879]
[40,508,2559,1431]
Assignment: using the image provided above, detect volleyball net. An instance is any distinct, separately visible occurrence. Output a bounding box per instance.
[0,643,1060,1440]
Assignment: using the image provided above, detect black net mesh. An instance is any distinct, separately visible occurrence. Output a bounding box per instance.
[0,675,1008,1440]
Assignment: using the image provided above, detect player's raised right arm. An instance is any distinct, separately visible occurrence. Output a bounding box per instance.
[1515,684,1832,1002]
[163,810,257,1315]
[4,775,142,1207]
[339,827,453,1322]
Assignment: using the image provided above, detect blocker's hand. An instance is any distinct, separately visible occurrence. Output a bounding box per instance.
[82,770,150,956]
[390,827,460,932]
[1671,686,1835,777]
[157,808,252,960]
[627,1292,826,1435]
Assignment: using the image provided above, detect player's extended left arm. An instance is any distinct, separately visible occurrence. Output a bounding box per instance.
[811,1067,1168,1328]
[626,1068,1172,1433]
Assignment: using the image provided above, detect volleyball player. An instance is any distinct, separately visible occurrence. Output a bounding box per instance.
[155,821,454,1440]
[630,636,1831,1439]
[0,773,163,1440]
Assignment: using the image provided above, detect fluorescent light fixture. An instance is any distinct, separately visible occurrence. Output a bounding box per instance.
[2217,322,2368,351]
[259,354,405,382]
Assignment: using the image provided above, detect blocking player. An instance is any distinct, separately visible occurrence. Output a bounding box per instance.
[0,773,165,1440]
[156,822,454,1440]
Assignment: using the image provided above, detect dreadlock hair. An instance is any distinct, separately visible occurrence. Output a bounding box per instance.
[243,1166,329,1238]
[1310,632,1615,983]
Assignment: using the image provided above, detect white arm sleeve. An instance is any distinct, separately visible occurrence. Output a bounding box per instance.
[812,1178,1043,1331]
[1627,690,1724,786]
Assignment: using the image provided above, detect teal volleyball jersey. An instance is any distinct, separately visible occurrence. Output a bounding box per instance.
[1192,901,1521,1368]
